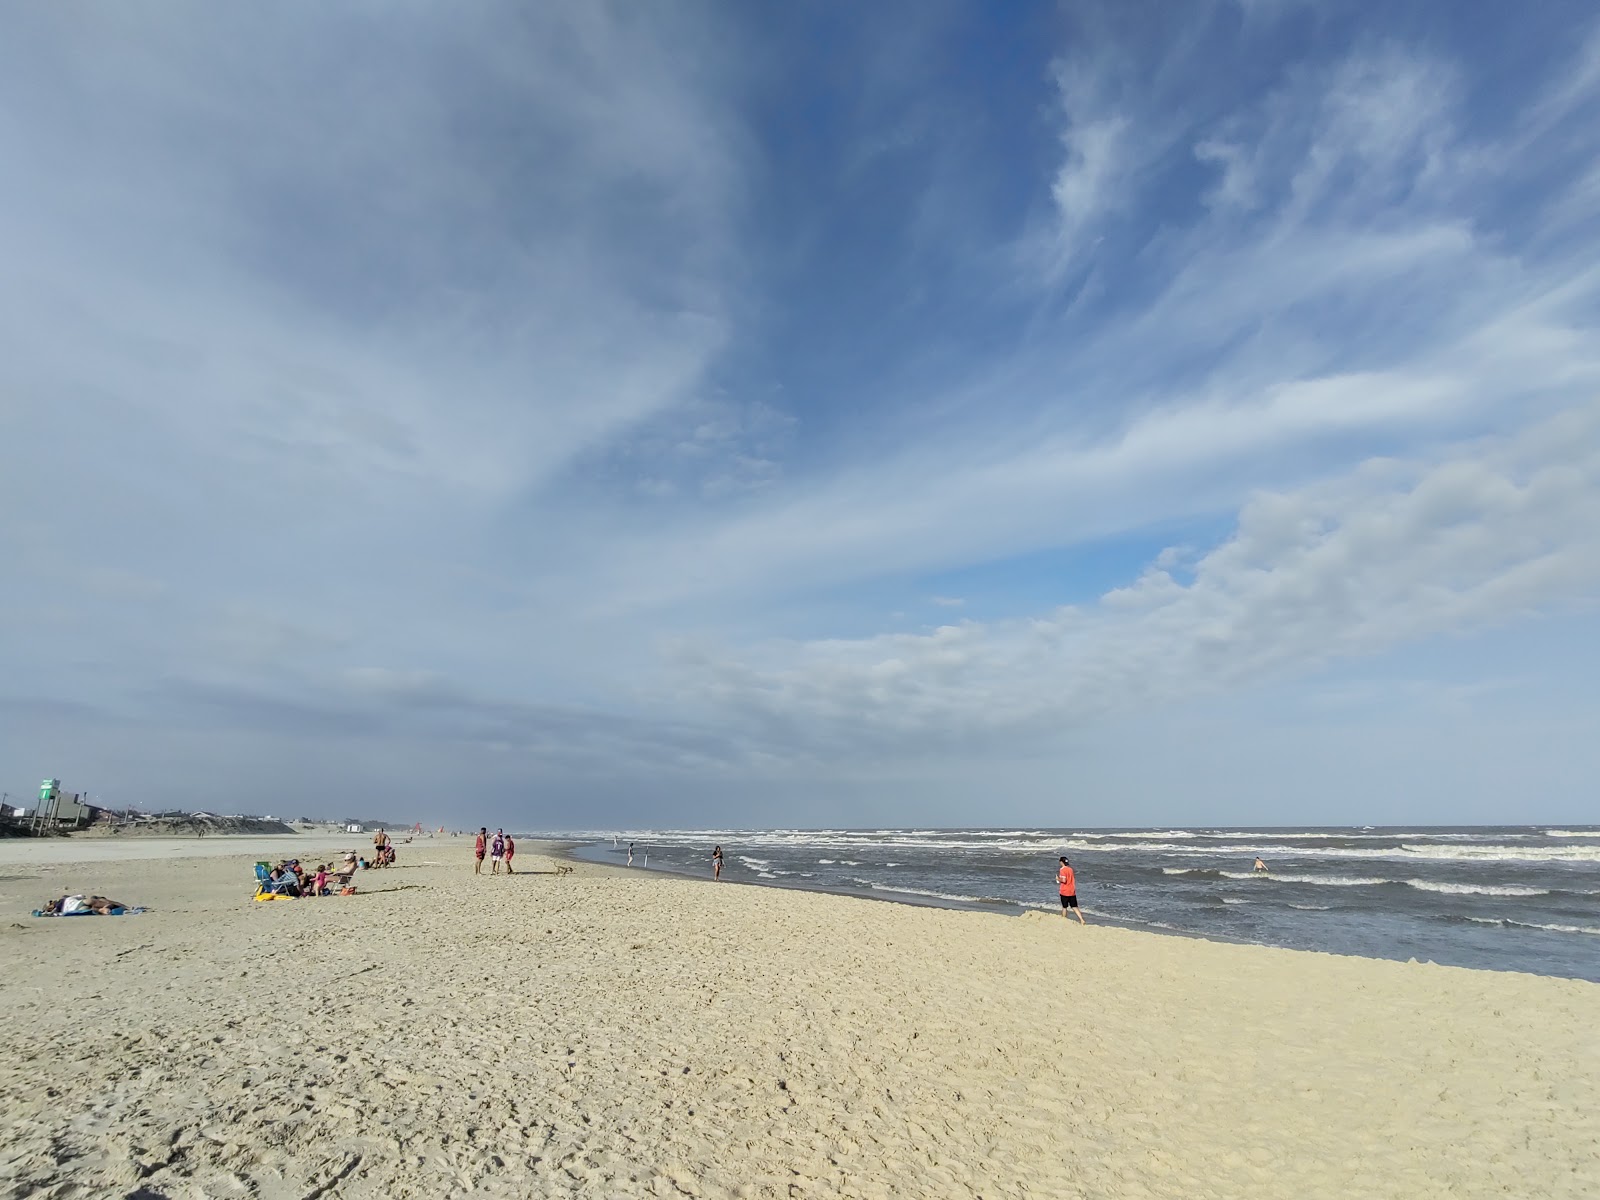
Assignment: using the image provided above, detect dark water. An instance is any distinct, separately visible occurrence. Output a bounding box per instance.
[561,826,1600,981]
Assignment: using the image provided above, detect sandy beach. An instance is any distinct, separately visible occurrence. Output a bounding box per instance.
[1,837,1596,1199]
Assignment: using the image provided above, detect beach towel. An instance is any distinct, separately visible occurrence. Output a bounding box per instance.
[32,907,146,917]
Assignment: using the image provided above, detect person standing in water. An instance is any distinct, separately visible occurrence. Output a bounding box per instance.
[1057,856,1085,924]
[712,845,724,880]
[1253,856,1268,873]
[473,828,487,874]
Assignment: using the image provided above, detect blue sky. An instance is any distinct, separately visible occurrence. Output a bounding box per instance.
[3,1,1599,827]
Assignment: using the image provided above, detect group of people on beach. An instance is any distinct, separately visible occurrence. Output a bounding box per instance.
[261,856,357,897]
[473,827,516,874]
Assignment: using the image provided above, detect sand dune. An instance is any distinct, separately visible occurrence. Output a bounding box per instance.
[1,839,1595,1198]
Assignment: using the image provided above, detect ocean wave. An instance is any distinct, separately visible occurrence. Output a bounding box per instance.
[853,882,994,905]
[1195,831,1405,840]
[1177,870,1552,896]
[1467,917,1600,936]
[1231,843,1600,864]
[1288,903,1331,911]
[1546,830,1600,838]
[1221,897,1251,905]
[1405,880,1548,897]
[1268,873,1389,887]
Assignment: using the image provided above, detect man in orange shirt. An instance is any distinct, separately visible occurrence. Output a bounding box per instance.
[1057,856,1085,925]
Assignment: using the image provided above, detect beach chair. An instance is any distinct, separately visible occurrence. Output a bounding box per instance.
[254,864,302,898]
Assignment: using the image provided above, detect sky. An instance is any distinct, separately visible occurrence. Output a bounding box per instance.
[2,1,1599,829]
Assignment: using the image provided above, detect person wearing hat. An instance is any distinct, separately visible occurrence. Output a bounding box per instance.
[1057,856,1085,924]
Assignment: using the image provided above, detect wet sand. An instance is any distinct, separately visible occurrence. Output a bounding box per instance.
[1,837,1595,1198]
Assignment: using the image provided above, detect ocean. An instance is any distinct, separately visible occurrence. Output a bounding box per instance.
[568,826,1600,982]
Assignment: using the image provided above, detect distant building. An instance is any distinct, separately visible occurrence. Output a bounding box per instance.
[346,823,363,833]
[54,794,96,824]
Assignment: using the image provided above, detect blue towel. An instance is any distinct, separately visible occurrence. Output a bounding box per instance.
[32,907,145,917]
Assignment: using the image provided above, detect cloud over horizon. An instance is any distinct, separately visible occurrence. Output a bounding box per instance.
[3,1,1599,826]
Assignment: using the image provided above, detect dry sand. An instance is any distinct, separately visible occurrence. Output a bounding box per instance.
[1,837,1595,1199]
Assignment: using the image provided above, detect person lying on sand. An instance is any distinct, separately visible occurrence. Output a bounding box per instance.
[43,895,131,915]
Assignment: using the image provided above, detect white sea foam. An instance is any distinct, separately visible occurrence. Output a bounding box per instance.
[1268,873,1389,887]
[1468,917,1600,936]
[1405,880,1548,897]
[1197,831,1401,840]
[1288,903,1331,911]
[1176,871,1551,896]
[856,882,987,905]
[1221,897,1251,905]
[1546,830,1600,838]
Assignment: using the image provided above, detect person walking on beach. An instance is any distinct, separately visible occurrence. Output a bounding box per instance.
[627,842,634,866]
[503,833,516,874]
[712,845,724,880]
[474,828,487,874]
[490,829,505,875]
[1057,856,1085,924]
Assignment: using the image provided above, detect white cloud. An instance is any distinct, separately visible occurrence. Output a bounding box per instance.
[673,404,1600,755]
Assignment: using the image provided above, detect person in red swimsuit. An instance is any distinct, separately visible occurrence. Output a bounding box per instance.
[474,827,487,874]
[1057,856,1085,924]
[503,833,516,874]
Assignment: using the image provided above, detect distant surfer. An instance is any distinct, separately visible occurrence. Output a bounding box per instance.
[1057,857,1085,925]
[1253,856,1268,873]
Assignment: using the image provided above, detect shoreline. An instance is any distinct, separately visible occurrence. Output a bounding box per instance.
[2,836,1596,1197]
[562,838,1595,982]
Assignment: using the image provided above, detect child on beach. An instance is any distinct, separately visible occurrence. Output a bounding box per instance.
[503,834,515,874]
[1057,857,1085,925]
[313,865,329,896]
